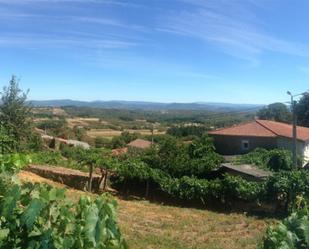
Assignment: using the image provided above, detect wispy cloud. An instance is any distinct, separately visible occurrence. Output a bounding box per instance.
[0,0,143,7]
[75,17,146,31]
[159,0,309,62]
[0,34,137,50]
[0,0,144,50]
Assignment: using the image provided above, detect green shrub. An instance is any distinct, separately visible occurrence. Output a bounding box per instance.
[236,148,300,172]
[0,153,30,173]
[261,210,309,249]
[265,170,309,212]
[31,151,68,166]
[267,150,293,171]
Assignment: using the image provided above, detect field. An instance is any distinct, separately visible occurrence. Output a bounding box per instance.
[66,117,107,128]
[87,128,165,139]
[18,170,273,249]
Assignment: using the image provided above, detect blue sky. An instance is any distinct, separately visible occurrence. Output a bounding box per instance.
[0,0,309,104]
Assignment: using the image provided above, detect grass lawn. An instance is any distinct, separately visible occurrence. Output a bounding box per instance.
[18,171,273,249]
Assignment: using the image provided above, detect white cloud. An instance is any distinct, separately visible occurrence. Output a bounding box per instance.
[0,0,142,7]
[159,0,309,62]
[0,34,137,49]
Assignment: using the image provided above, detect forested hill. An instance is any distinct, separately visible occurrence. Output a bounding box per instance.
[29,99,264,111]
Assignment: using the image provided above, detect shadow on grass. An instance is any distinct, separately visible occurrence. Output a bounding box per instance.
[110,185,284,220]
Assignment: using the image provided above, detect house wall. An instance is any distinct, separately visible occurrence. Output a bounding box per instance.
[276,137,309,165]
[276,137,304,155]
[210,135,277,155]
[303,143,309,163]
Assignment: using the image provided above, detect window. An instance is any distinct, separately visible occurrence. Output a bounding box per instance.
[241,140,249,150]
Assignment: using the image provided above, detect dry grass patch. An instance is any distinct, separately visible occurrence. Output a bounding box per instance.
[18,170,273,249]
[66,117,107,128]
[116,198,272,249]
[87,129,122,138]
[87,129,165,139]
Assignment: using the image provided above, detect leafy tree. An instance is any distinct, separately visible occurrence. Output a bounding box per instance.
[0,121,14,154]
[0,76,32,151]
[141,134,222,178]
[187,134,223,176]
[109,131,140,149]
[37,118,72,139]
[26,132,44,152]
[296,92,309,127]
[95,137,109,148]
[257,102,291,123]
[166,125,208,138]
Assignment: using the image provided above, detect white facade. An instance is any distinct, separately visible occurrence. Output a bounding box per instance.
[303,142,309,163]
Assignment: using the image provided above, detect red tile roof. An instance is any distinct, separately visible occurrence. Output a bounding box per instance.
[208,120,309,142]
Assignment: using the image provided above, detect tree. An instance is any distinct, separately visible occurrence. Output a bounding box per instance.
[0,76,32,151]
[257,103,291,123]
[296,93,309,127]
[95,136,109,148]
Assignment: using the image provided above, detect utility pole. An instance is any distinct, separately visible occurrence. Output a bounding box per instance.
[287,91,299,169]
[287,90,309,168]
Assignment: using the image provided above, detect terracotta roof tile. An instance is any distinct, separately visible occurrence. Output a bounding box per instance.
[208,120,309,142]
[257,120,309,142]
[208,121,276,137]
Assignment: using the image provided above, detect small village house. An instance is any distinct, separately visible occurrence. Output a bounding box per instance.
[112,138,152,156]
[208,119,309,164]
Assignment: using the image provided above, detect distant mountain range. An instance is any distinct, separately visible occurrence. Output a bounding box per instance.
[29,99,264,111]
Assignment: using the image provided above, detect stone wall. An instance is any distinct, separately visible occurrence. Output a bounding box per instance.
[27,164,102,191]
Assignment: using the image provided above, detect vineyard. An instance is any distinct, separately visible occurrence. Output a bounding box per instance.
[18,171,273,249]
[0,154,127,249]
[3,137,309,249]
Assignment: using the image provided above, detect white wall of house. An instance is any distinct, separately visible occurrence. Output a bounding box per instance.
[303,142,309,163]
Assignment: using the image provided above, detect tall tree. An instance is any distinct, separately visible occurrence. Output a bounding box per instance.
[0,76,32,151]
[257,102,291,123]
[296,93,309,127]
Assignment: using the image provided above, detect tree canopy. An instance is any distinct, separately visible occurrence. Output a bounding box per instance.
[296,93,309,127]
[257,102,291,123]
[0,76,33,151]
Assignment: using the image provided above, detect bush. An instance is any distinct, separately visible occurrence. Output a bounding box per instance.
[31,151,68,166]
[142,134,223,178]
[261,208,309,249]
[236,148,300,172]
[0,153,30,173]
[95,137,110,148]
[265,170,309,212]
[114,157,263,206]
[235,148,270,169]
[161,174,263,205]
[267,150,293,171]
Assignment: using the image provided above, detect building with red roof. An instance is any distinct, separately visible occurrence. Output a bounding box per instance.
[208,119,309,163]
